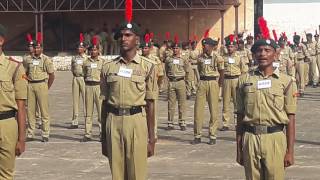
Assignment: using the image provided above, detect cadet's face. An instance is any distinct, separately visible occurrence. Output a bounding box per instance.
[255,45,276,68]
[238,43,244,50]
[173,47,180,55]
[315,36,319,41]
[307,36,312,42]
[203,44,213,54]
[78,46,85,54]
[120,29,138,51]
[294,38,300,44]
[227,44,236,54]
[142,46,150,56]
[0,36,4,47]
[247,38,253,44]
[91,47,99,57]
[28,46,34,53]
[34,46,42,56]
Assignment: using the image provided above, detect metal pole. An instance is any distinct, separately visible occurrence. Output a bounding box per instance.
[187,10,190,41]
[220,10,225,45]
[234,4,240,35]
[35,13,38,36]
[40,13,44,48]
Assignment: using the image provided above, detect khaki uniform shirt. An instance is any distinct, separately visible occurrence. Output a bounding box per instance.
[276,46,295,75]
[165,55,190,78]
[100,54,158,108]
[237,69,297,126]
[237,48,252,73]
[146,54,164,78]
[315,41,320,55]
[150,46,160,57]
[292,43,309,61]
[0,53,28,112]
[159,46,166,62]
[306,41,317,56]
[71,54,88,77]
[24,54,54,81]
[197,52,224,77]
[83,56,104,82]
[223,52,244,76]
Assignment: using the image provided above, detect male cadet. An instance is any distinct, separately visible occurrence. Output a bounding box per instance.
[236,34,297,180]
[292,34,310,96]
[315,32,320,83]
[70,33,87,129]
[189,40,201,88]
[82,36,103,142]
[192,37,224,145]
[276,36,295,76]
[100,16,158,179]
[245,34,254,50]
[221,34,245,131]
[181,41,194,99]
[305,33,318,87]
[237,39,252,73]
[165,36,190,131]
[25,32,55,142]
[0,24,27,180]
[141,34,164,139]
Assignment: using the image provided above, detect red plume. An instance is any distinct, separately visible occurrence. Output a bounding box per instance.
[272,29,278,41]
[149,32,154,40]
[80,33,84,43]
[125,0,133,23]
[174,34,179,44]
[26,34,33,43]
[165,32,170,40]
[204,29,210,38]
[229,34,234,42]
[144,34,150,43]
[258,17,270,39]
[92,35,98,46]
[36,32,42,44]
[287,41,291,45]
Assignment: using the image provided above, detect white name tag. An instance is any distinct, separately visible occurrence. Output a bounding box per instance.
[32,60,40,66]
[76,59,83,65]
[204,59,211,65]
[117,66,133,78]
[228,58,235,64]
[257,80,272,89]
[91,63,97,68]
[173,59,180,65]
[273,62,280,68]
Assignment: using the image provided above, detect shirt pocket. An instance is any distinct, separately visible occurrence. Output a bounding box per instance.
[131,75,145,92]
[267,89,284,111]
[244,86,256,104]
[0,75,14,92]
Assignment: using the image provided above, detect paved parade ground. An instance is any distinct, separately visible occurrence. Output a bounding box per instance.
[15,72,320,180]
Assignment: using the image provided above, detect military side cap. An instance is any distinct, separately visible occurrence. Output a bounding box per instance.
[0,24,7,37]
[140,42,151,48]
[293,35,300,41]
[306,33,312,37]
[251,39,278,53]
[114,21,141,40]
[225,34,237,46]
[202,38,218,46]
[314,34,319,37]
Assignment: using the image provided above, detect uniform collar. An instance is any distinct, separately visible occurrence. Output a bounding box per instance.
[90,56,100,61]
[32,53,43,59]
[255,68,280,78]
[116,53,141,64]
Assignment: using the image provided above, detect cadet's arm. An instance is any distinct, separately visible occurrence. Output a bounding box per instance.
[47,73,55,89]
[16,99,26,156]
[218,69,224,87]
[146,99,156,157]
[236,113,245,166]
[284,114,295,167]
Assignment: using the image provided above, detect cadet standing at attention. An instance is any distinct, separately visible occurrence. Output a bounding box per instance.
[25,32,55,142]
[100,0,157,178]
[236,17,297,180]
[70,33,87,129]
[192,37,224,145]
[0,23,27,180]
[305,33,318,87]
[221,34,245,131]
[237,39,252,73]
[82,36,103,142]
[165,35,190,131]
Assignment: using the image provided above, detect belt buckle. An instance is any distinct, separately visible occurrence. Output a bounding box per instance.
[254,125,268,134]
[118,108,130,116]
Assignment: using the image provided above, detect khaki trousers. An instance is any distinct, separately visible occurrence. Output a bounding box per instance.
[194,79,219,139]
[222,78,238,127]
[72,76,85,125]
[296,61,305,93]
[27,82,50,138]
[167,80,187,127]
[104,111,148,180]
[243,131,286,180]
[310,56,319,84]
[304,61,310,85]
[84,84,102,138]
[0,118,18,180]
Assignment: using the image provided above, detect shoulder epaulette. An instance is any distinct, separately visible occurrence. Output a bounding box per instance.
[8,56,21,64]
[141,55,157,65]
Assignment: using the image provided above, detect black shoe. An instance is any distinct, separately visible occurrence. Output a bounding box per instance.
[166,126,174,131]
[208,139,216,145]
[41,137,49,142]
[180,126,186,131]
[313,84,317,88]
[26,137,34,142]
[69,124,78,129]
[191,138,201,145]
[81,136,92,142]
[219,126,229,131]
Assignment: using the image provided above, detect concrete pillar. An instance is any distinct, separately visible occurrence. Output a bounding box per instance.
[254,0,263,37]
[234,1,241,35]
[40,13,44,47]
[220,10,225,45]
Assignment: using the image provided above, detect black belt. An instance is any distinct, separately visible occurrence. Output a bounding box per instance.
[168,77,184,82]
[224,75,239,79]
[200,76,217,81]
[0,110,16,120]
[85,81,100,86]
[106,105,142,116]
[29,79,46,83]
[243,124,284,135]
